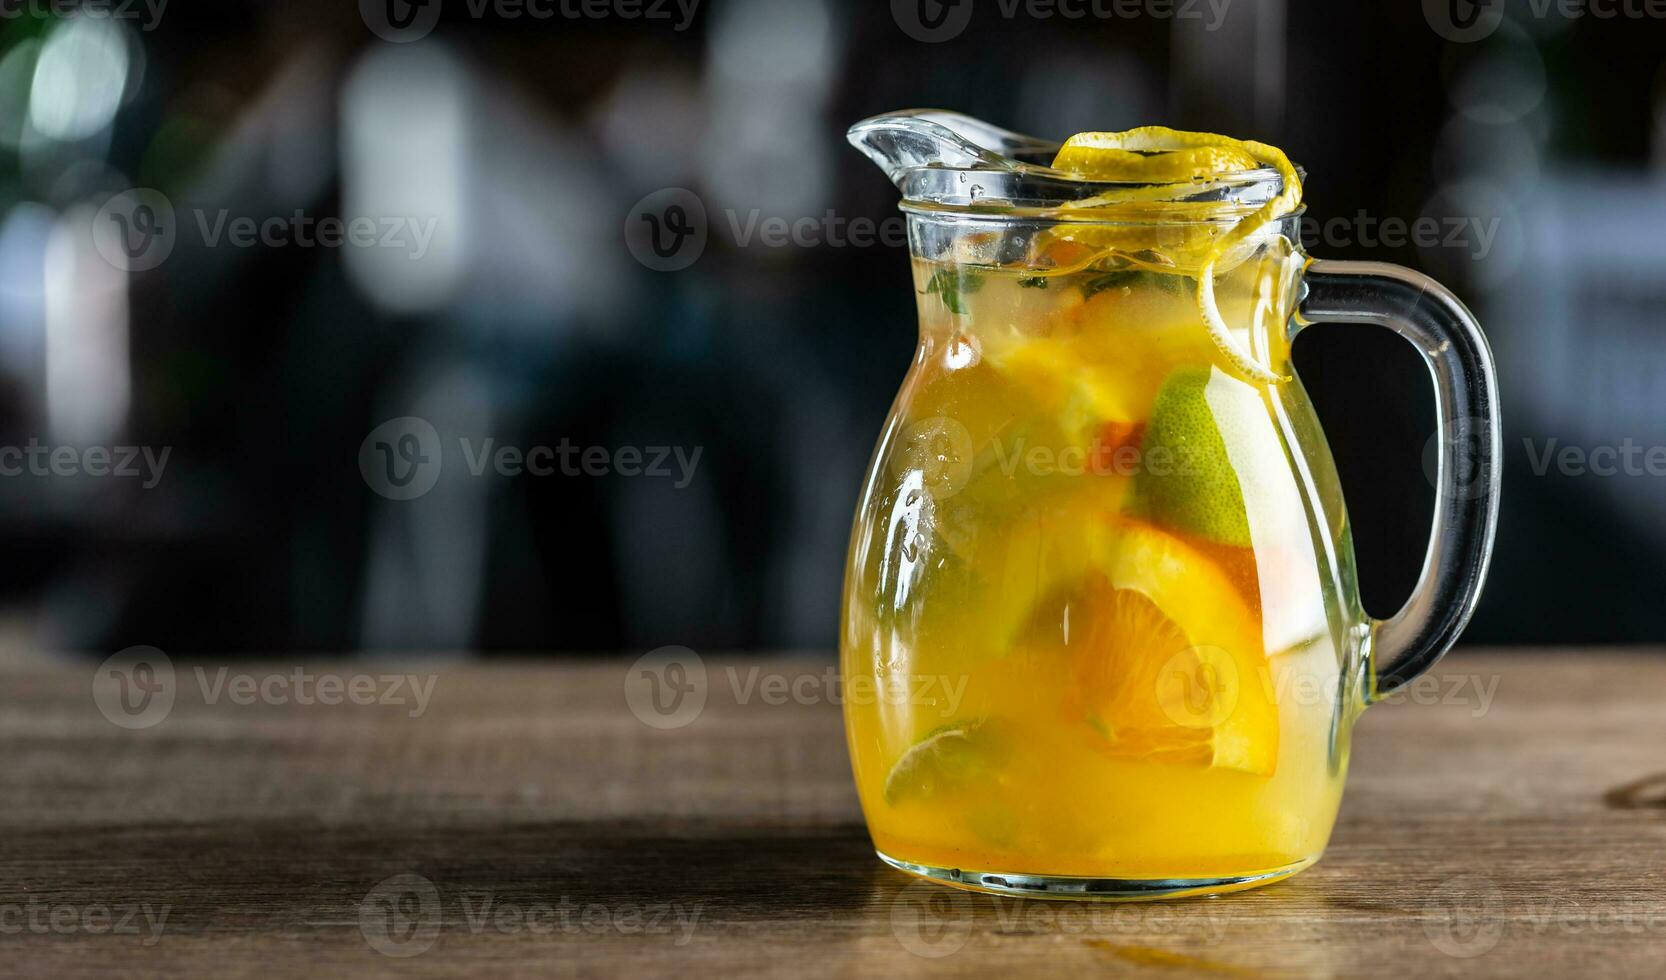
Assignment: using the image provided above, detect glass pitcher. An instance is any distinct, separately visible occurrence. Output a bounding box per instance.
[841,111,1500,900]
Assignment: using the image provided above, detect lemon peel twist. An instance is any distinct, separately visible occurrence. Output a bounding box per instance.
[1052,127,1302,385]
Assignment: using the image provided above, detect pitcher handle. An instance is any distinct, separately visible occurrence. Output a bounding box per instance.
[1294,260,1502,701]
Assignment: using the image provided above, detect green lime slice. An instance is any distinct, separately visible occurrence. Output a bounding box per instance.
[882,720,1006,806]
[1127,368,1252,547]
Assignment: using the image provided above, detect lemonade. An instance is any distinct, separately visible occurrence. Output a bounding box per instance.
[841,125,1370,894]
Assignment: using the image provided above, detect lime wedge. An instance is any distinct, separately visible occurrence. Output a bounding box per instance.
[1127,368,1252,547]
[882,720,1006,806]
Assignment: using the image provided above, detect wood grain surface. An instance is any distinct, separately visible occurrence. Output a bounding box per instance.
[2,649,1664,977]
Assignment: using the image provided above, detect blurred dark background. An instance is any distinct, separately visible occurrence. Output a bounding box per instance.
[0,0,1658,654]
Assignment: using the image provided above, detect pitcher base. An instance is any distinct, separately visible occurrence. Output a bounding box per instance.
[877,850,1318,901]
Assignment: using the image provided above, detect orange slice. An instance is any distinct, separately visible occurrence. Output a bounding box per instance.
[1017,518,1277,775]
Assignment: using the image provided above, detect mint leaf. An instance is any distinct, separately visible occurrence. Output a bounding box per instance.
[1080,270,1194,300]
[1080,271,1141,300]
[925,268,984,315]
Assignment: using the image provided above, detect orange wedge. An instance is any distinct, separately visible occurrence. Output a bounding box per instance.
[1017,518,1277,775]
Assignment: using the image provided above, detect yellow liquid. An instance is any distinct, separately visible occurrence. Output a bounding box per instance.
[841,247,1366,885]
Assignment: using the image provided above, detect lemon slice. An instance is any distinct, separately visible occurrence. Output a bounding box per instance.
[1053,141,1260,184]
[987,336,1135,436]
[1017,518,1277,775]
[1050,127,1302,385]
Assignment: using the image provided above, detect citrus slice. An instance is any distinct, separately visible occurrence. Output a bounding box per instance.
[1017,518,1276,775]
[1053,141,1260,183]
[1127,367,1252,547]
[1049,126,1302,386]
[988,335,1134,437]
[883,719,1008,805]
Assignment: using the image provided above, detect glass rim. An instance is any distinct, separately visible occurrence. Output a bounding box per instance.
[891,162,1305,224]
[896,199,1310,228]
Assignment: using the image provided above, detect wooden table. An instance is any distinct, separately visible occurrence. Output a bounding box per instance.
[2,649,1663,976]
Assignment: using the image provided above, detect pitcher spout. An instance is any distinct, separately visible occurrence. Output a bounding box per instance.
[846,110,1060,187]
